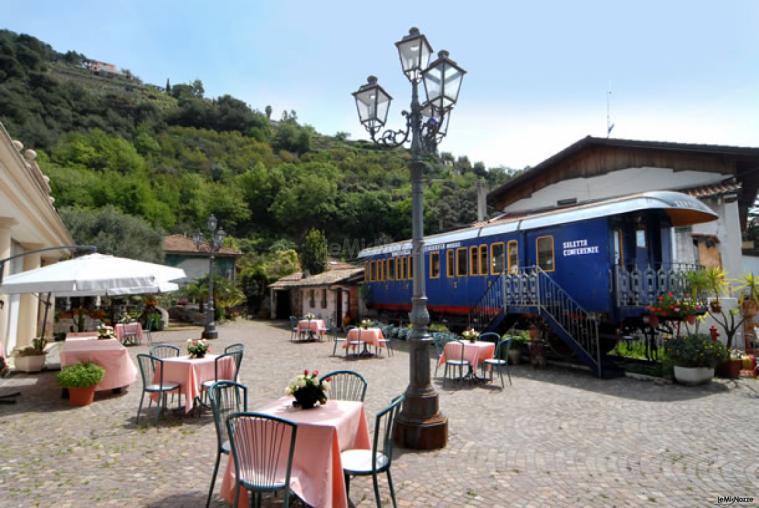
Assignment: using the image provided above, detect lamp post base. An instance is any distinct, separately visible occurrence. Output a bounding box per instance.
[201,329,218,340]
[394,411,448,450]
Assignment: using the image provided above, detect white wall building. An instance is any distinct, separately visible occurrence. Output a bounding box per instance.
[0,123,73,357]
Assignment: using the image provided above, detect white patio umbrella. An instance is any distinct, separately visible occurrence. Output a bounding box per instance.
[0,253,186,296]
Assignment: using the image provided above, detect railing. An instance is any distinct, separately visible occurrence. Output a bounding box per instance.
[505,266,601,375]
[613,263,701,307]
[468,274,505,331]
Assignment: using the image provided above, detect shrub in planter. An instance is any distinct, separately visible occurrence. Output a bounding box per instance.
[57,362,105,406]
[505,331,530,364]
[663,334,727,385]
[13,336,47,372]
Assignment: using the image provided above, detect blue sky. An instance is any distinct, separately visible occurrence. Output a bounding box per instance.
[5,0,759,168]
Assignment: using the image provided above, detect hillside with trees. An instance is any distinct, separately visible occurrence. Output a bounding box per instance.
[0,29,517,311]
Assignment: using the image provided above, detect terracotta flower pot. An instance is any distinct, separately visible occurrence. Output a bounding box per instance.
[68,386,96,406]
[716,359,742,379]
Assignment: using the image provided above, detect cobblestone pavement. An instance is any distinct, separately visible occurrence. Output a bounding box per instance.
[1,319,758,507]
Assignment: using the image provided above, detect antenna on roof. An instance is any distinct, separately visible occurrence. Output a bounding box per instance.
[606,82,615,138]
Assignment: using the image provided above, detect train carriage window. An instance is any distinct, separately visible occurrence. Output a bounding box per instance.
[430,252,441,278]
[446,250,455,278]
[536,236,555,272]
[378,259,384,281]
[490,242,505,275]
[407,255,413,279]
[469,247,479,276]
[636,227,647,248]
[507,240,519,274]
[399,256,406,280]
[387,258,395,280]
[364,262,369,281]
[370,261,376,281]
[479,245,488,275]
[456,247,468,276]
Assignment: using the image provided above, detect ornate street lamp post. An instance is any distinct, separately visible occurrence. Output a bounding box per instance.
[352,27,465,450]
[193,214,226,339]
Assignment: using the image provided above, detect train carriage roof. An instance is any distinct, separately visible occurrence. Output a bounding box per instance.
[357,191,717,258]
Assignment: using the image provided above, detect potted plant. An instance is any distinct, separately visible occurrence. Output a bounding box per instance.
[285,369,330,409]
[717,349,744,379]
[461,328,479,343]
[663,333,727,385]
[505,330,530,365]
[57,362,105,406]
[360,319,373,330]
[13,336,47,373]
[97,325,115,340]
[186,339,209,358]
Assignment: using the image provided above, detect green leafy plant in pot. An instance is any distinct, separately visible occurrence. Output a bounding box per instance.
[663,334,727,385]
[57,362,105,406]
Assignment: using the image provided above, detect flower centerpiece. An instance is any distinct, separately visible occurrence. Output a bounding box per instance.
[285,369,330,409]
[462,328,480,343]
[187,339,209,359]
[303,312,316,320]
[663,333,727,385]
[360,319,373,330]
[96,325,115,340]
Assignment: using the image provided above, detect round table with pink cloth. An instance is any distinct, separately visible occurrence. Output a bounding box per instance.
[344,327,385,351]
[296,319,327,339]
[155,354,236,414]
[60,336,138,391]
[437,340,496,372]
[221,397,371,508]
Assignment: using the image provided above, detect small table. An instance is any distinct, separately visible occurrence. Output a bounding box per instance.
[220,398,371,508]
[438,340,496,381]
[157,354,235,414]
[60,337,138,391]
[296,319,327,341]
[115,323,144,346]
[344,327,385,356]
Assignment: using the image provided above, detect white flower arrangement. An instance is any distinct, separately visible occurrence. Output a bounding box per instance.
[186,338,209,358]
[303,313,316,320]
[285,369,330,407]
[360,319,373,330]
[97,325,115,340]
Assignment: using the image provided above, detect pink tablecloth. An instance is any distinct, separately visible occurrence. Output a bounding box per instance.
[60,338,138,391]
[115,323,144,343]
[65,332,98,340]
[221,398,371,508]
[438,340,496,370]
[344,327,384,349]
[297,319,327,335]
[157,354,235,414]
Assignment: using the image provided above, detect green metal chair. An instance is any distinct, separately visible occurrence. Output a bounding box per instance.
[206,381,248,508]
[135,354,181,426]
[227,412,299,508]
[319,370,367,402]
[481,338,513,388]
[341,395,404,507]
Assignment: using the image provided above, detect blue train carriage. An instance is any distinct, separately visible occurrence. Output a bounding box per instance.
[358,191,717,377]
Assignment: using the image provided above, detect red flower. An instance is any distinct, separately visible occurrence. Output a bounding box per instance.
[313,370,319,376]
[668,292,673,297]
[326,377,332,382]
[304,369,309,375]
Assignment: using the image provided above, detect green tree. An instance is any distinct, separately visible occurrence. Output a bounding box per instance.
[60,206,164,262]
[300,228,328,275]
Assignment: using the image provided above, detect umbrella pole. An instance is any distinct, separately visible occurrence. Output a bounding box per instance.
[40,292,52,340]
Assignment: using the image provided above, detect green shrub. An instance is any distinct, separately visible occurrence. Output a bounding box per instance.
[57,362,105,388]
[663,334,727,368]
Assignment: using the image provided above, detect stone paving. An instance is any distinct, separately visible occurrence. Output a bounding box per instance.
[1,319,758,507]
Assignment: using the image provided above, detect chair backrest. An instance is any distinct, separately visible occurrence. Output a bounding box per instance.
[372,395,404,470]
[209,381,248,453]
[479,332,500,344]
[319,370,368,402]
[215,350,243,382]
[225,343,245,354]
[432,333,446,356]
[289,316,298,327]
[227,412,298,491]
[136,354,163,388]
[149,344,180,359]
[495,338,513,361]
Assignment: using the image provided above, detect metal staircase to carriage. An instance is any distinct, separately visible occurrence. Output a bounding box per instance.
[470,264,701,378]
[469,266,609,378]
